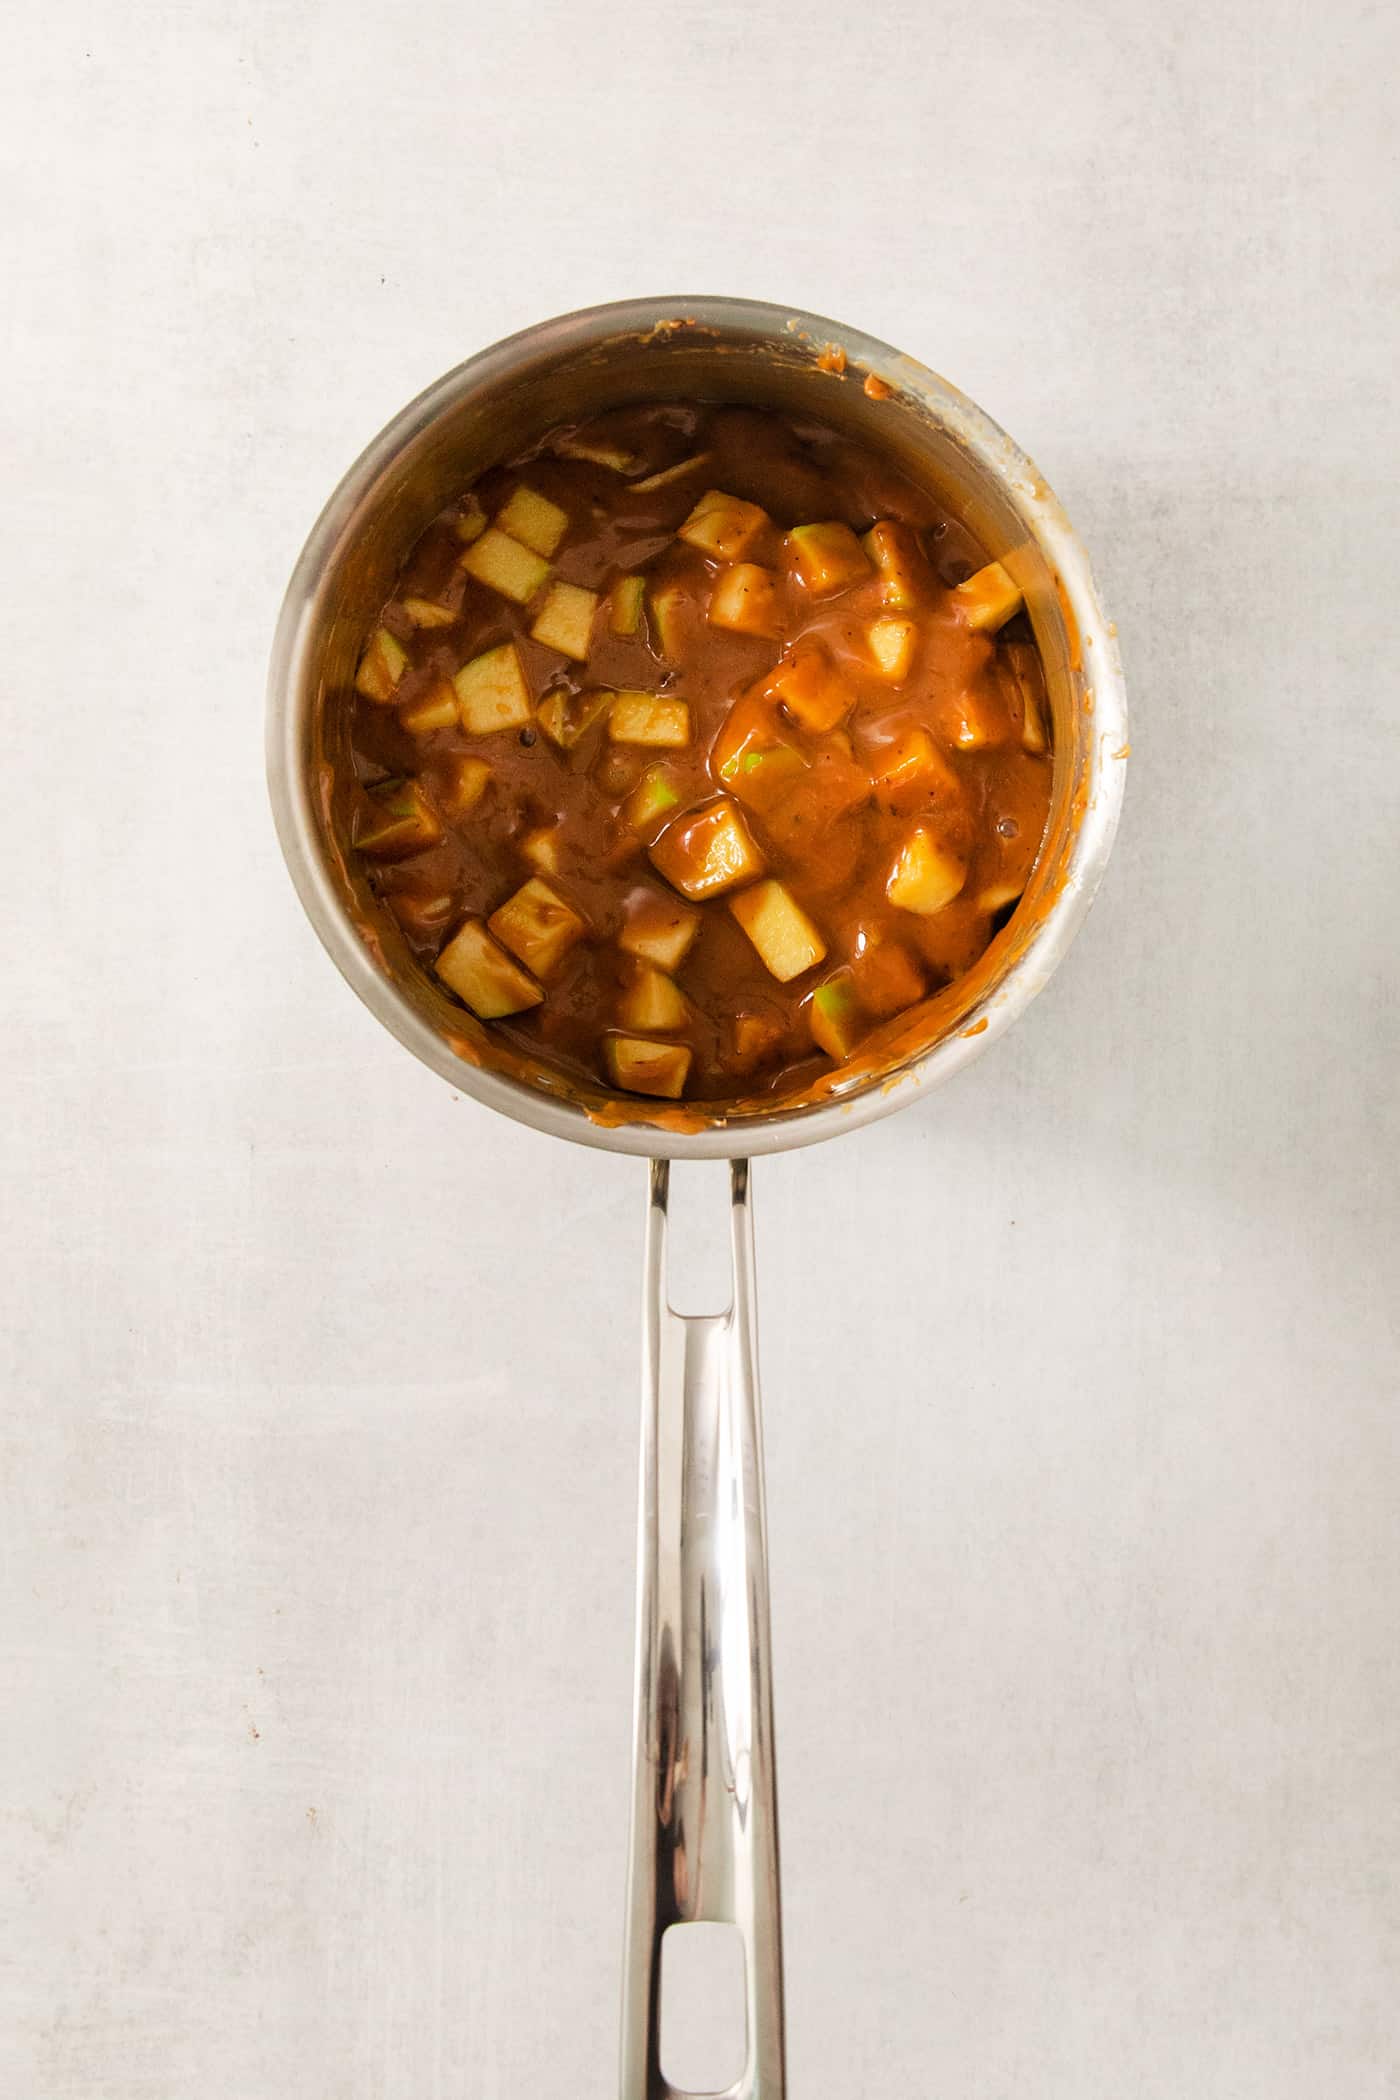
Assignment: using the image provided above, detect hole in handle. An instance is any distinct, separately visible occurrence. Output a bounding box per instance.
[659,1920,748,2093]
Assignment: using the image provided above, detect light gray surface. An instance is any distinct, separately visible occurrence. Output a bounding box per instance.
[3,3,1396,2095]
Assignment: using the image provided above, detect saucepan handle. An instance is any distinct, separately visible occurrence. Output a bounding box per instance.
[620,1158,786,2100]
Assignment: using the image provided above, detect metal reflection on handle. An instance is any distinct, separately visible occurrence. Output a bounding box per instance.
[622,1159,785,2100]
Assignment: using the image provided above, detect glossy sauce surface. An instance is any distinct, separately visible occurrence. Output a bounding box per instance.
[338,402,1053,1103]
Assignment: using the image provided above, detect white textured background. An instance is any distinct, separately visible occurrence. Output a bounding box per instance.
[4,3,1398,2095]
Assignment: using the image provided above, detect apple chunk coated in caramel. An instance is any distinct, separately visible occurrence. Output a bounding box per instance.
[338,401,1054,1103]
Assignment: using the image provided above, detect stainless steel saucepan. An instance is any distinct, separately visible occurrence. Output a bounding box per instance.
[266,296,1127,2100]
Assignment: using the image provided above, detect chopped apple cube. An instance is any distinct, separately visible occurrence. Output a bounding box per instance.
[530,581,599,659]
[708,562,781,638]
[461,527,551,605]
[975,879,1026,914]
[940,684,1005,750]
[537,686,610,749]
[452,496,487,546]
[630,453,714,494]
[866,617,917,682]
[886,826,967,914]
[650,799,766,900]
[869,726,959,801]
[787,521,871,596]
[397,680,459,736]
[604,1035,693,1100]
[1003,640,1049,754]
[496,485,569,558]
[552,436,637,472]
[453,643,532,733]
[729,880,827,982]
[610,575,646,636]
[711,694,806,807]
[619,892,700,971]
[949,560,1022,632]
[521,826,563,874]
[809,976,863,1060]
[769,646,854,734]
[440,755,491,816]
[619,965,688,1033]
[390,888,458,938]
[609,691,691,748]
[732,742,808,813]
[649,581,690,659]
[488,876,586,981]
[355,780,443,859]
[678,489,769,561]
[354,627,408,703]
[730,1011,784,1069]
[401,596,457,629]
[434,918,543,1018]
[860,521,929,610]
[851,940,925,1017]
[623,764,687,836]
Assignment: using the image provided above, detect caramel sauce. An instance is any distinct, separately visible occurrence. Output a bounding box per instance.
[333,402,1053,1106]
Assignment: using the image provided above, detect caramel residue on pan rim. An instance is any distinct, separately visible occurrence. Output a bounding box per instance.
[816,343,848,376]
[862,372,893,400]
[1054,571,1082,671]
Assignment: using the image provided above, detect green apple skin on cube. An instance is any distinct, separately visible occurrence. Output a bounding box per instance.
[487,876,587,981]
[453,643,533,734]
[886,826,967,914]
[649,799,766,901]
[604,1034,693,1100]
[354,781,444,860]
[787,522,871,596]
[397,680,460,737]
[434,919,543,1019]
[729,743,808,811]
[496,485,569,558]
[622,764,687,838]
[608,691,691,748]
[618,893,700,972]
[355,626,408,702]
[610,575,646,636]
[460,528,552,606]
[618,966,688,1033]
[809,976,864,1060]
[948,560,1023,632]
[729,880,826,982]
[530,581,599,660]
